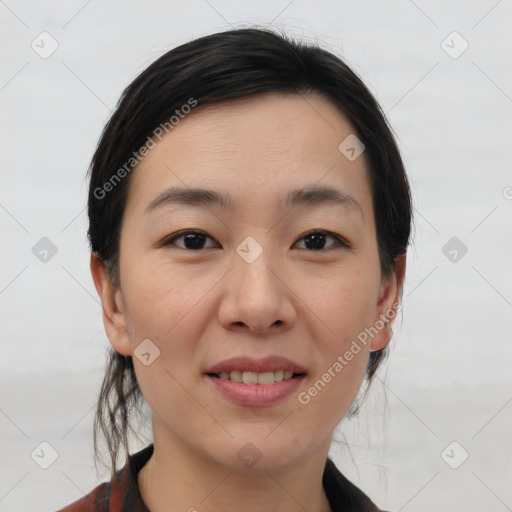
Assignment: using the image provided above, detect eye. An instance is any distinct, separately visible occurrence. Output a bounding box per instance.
[293,230,351,251]
[161,229,351,251]
[161,230,219,250]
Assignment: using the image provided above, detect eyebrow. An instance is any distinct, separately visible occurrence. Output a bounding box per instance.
[145,185,363,217]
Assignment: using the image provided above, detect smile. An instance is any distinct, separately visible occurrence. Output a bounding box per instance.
[209,370,305,385]
[206,372,306,407]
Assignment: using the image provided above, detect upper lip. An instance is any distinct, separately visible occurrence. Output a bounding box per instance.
[206,356,307,375]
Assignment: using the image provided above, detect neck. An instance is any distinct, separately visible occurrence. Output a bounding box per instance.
[138,419,333,512]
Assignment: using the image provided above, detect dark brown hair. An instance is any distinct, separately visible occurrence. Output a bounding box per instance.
[88,27,412,477]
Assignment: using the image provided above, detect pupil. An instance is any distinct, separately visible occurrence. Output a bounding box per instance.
[305,233,326,250]
[184,233,205,250]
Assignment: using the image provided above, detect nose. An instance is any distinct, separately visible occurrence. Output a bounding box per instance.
[217,244,296,334]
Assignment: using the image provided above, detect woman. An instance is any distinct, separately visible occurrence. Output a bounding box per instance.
[58,27,411,512]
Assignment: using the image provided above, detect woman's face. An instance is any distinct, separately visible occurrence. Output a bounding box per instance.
[93,92,403,470]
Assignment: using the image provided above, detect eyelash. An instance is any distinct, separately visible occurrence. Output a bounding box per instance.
[161,229,352,251]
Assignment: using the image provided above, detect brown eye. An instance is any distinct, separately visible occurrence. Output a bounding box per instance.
[161,229,350,252]
[162,230,218,250]
[294,230,351,251]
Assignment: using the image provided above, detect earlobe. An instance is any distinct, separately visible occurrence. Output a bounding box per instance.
[370,255,406,352]
[90,253,132,356]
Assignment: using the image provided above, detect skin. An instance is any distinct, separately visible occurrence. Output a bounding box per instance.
[91,92,406,512]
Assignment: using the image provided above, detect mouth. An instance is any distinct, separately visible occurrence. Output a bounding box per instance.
[204,356,307,406]
[206,370,307,385]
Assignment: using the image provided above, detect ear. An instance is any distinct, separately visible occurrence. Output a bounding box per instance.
[90,252,132,356]
[370,254,406,352]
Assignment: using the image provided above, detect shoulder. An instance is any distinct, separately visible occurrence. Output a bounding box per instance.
[323,457,389,512]
[55,481,111,512]
[56,444,153,512]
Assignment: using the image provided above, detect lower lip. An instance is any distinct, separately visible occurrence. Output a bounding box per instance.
[205,374,306,407]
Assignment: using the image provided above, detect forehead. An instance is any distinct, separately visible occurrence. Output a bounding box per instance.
[125,92,372,218]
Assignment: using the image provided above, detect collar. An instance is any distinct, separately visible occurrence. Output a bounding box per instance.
[90,443,382,511]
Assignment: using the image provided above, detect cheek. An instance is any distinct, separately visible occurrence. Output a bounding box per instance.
[300,268,378,408]
[121,266,221,416]
[293,339,369,446]
[298,352,368,409]
[121,258,216,345]
[125,279,209,419]
[308,266,380,343]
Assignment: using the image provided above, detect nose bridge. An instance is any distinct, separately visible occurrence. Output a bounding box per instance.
[218,234,295,332]
[233,235,281,296]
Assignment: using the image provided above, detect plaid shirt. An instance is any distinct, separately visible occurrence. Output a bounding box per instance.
[57,444,385,511]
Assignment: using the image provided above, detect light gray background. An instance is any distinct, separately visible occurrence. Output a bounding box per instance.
[1,1,511,511]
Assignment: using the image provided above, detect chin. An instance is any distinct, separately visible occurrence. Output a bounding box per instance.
[204,432,304,472]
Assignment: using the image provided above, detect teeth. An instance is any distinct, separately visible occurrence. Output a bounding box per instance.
[242,372,258,384]
[216,370,299,384]
[257,372,274,385]
[230,370,242,383]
